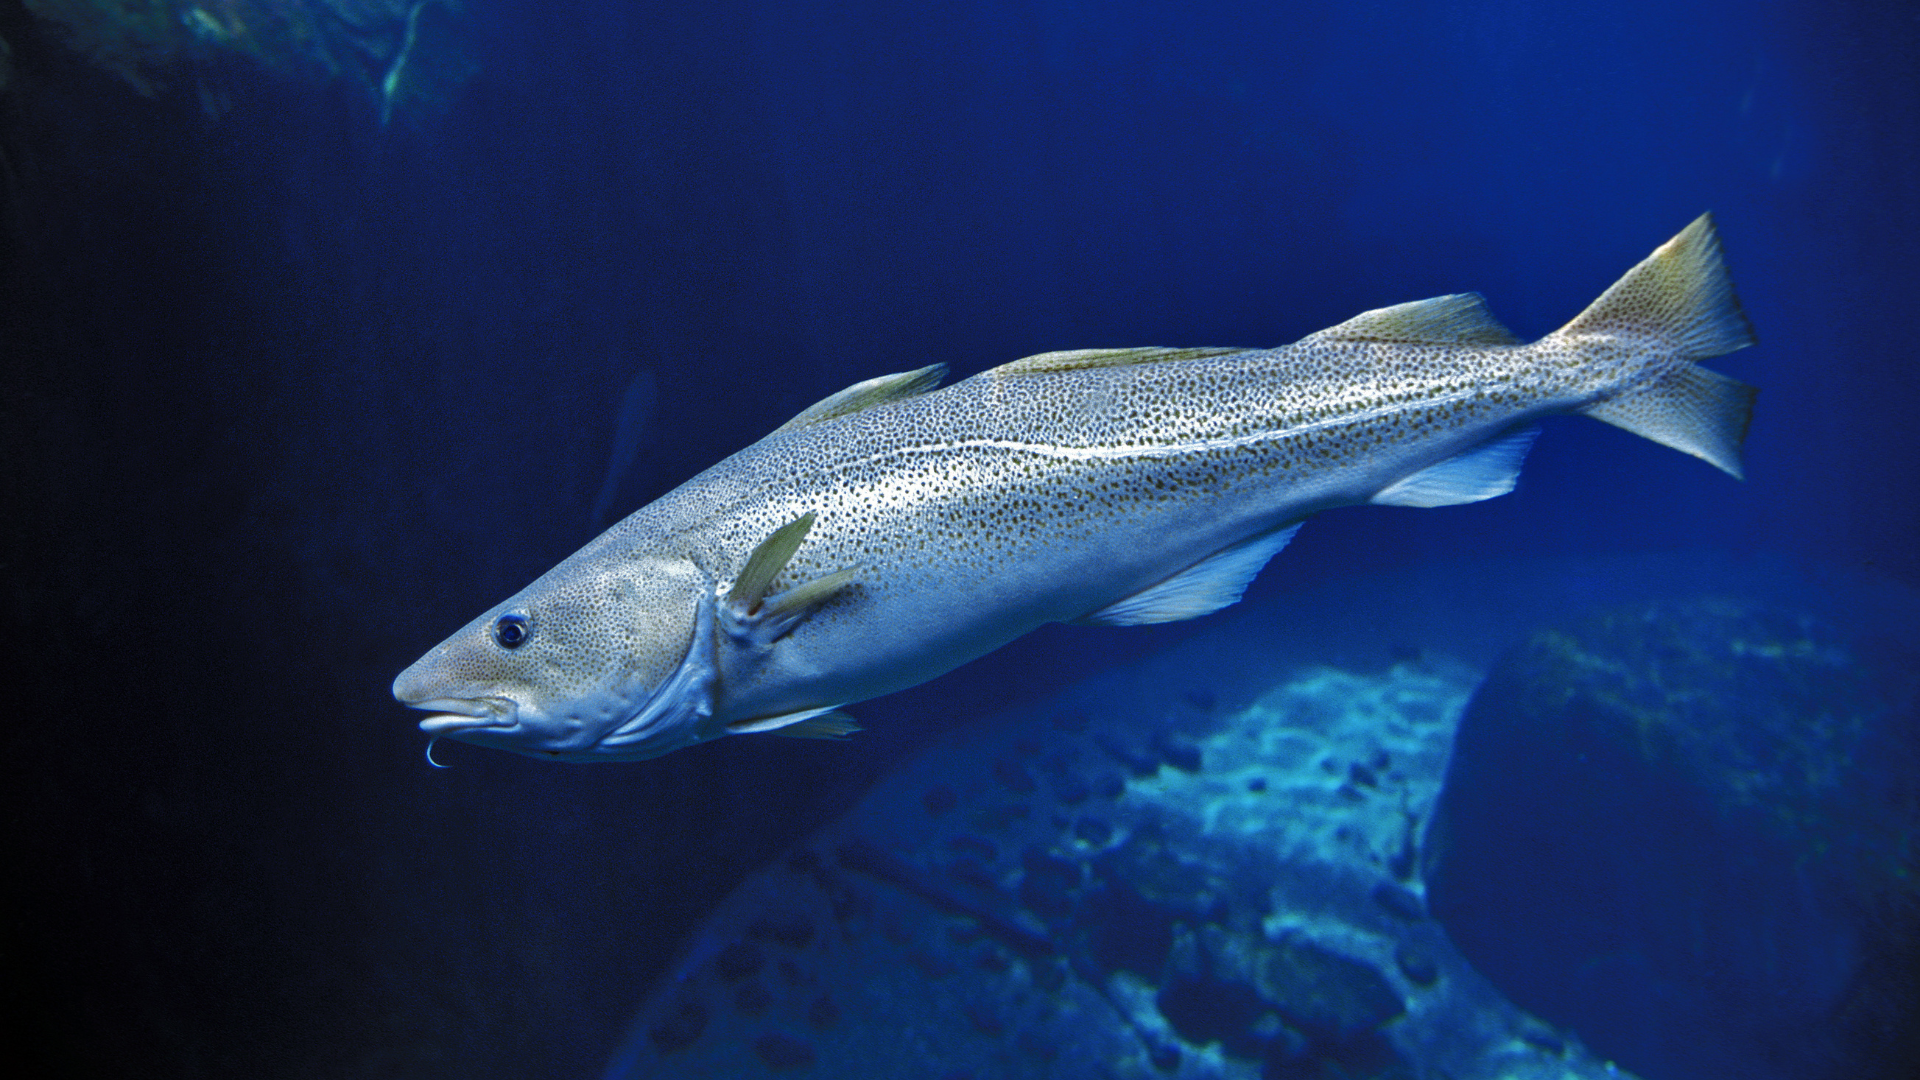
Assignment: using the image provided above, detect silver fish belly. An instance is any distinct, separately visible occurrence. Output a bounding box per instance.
[395,214,1756,762]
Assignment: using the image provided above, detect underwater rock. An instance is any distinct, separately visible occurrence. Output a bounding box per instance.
[945,834,999,863]
[1155,971,1270,1059]
[1391,943,1437,988]
[746,915,815,950]
[942,856,999,893]
[1368,882,1424,922]
[923,784,959,816]
[837,837,1053,959]
[962,1000,1004,1035]
[1091,828,1219,918]
[751,1031,815,1071]
[712,941,765,983]
[1049,769,1092,806]
[1255,937,1404,1041]
[606,650,1636,1079]
[733,982,773,1015]
[993,756,1038,795]
[1079,882,1180,979]
[1015,1027,1059,1062]
[1072,816,1113,845]
[1017,847,1083,918]
[1158,736,1204,773]
[1096,731,1164,778]
[646,997,708,1054]
[1429,596,1920,1080]
[1264,1029,1414,1080]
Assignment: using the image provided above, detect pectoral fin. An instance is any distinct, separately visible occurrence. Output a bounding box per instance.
[721,512,859,648]
[1075,522,1303,626]
[730,511,818,614]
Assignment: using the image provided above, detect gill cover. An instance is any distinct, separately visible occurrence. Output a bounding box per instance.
[592,583,720,759]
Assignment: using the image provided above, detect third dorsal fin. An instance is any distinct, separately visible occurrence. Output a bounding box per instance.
[1307,293,1522,347]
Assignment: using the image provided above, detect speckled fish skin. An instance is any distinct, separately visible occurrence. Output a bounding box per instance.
[395,214,1757,762]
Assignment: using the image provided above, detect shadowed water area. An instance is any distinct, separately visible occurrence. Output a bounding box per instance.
[3,2,1916,1078]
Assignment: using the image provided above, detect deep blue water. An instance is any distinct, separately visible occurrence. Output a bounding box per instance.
[2,2,1915,1078]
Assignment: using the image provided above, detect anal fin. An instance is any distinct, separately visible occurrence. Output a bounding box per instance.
[1075,522,1302,627]
[1370,426,1539,508]
[730,511,818,614]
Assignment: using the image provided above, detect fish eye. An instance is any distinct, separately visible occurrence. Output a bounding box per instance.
[492,613,531,649]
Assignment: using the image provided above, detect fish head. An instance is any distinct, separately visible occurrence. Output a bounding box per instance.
[393,554,717,762]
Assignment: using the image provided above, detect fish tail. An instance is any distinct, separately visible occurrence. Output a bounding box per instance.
[1555,213,1759,478]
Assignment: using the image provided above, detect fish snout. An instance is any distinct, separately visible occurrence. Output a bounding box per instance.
[391,657,442,709]
[392,656,489,709]
[393,663,520,735]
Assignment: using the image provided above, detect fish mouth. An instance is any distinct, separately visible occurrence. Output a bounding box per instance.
[407,697,519,735]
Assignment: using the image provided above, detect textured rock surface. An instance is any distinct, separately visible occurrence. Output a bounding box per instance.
[1429,596,1920,1080]
[595,554,1920,1080]
[604,657,1625,1080]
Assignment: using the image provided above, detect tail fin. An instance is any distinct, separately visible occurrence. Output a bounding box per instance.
[1558,213,1759,479]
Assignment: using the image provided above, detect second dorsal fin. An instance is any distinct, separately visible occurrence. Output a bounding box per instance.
[992,346,1246,376]
[1307,293,1522,347]
[772,364,947,435]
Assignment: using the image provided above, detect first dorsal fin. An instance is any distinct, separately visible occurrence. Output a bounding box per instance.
[993,346,1246,376]
[1307,293,1522,347]
[772,364,946,435]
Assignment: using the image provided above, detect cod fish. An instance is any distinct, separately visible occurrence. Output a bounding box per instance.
[395,215,1756,762]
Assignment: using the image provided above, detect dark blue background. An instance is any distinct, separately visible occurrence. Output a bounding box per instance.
[3,1,1913,1077]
